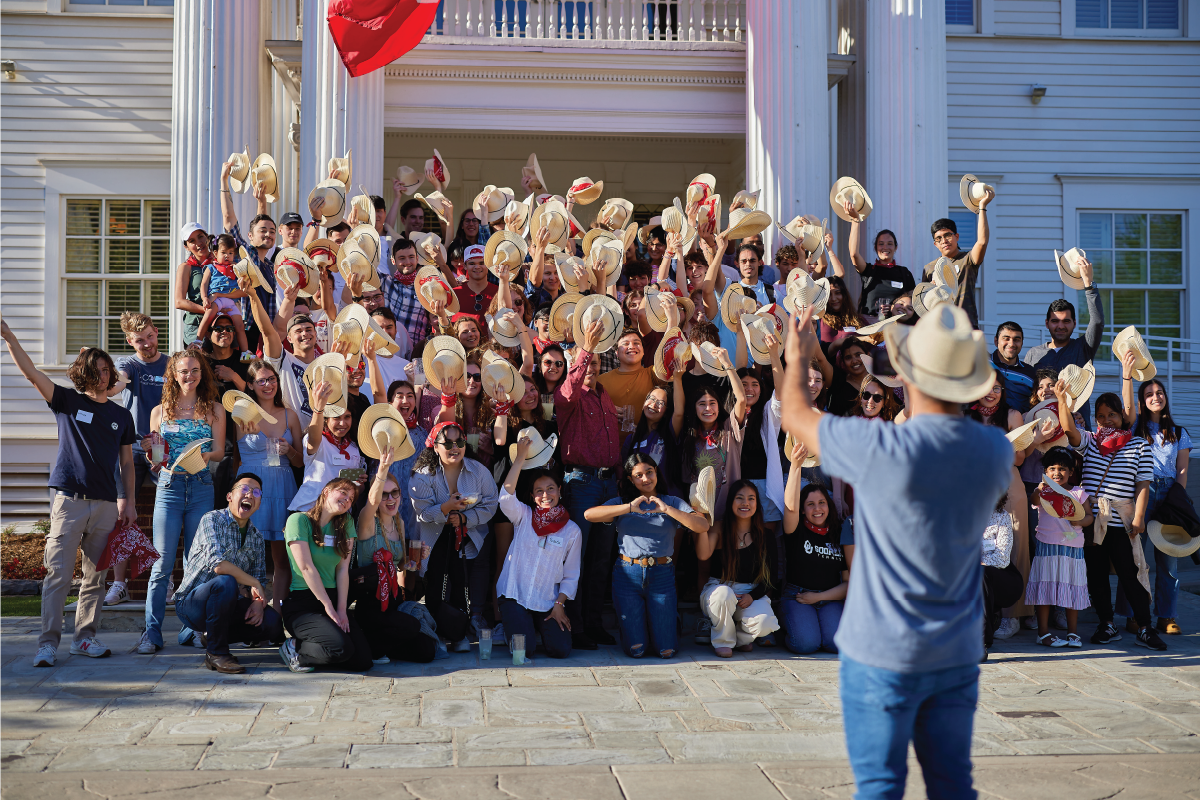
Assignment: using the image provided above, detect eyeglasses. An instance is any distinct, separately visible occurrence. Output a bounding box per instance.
[254,376,277,386]
[933,234,956,244]
[235,485,263,498]
[465,372,482,383]
[213,325,235,333]
[382,489,401,501]
[644,399,666,410]
[439,438,466,449]
[861,391,885,404]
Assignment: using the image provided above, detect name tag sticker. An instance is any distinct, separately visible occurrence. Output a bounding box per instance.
[323,535,337,547]
[75,410,94,424]
[843,327,857,333]
[162,422,180,434]
[154,376,164,383]
[890,280,903,289]
[546,535,565,548]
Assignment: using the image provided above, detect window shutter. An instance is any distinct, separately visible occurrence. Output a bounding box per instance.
[1109,0,1143,27]
[1076,0,1108,27]
[1146,0,1179,27]
[945,0,975,26]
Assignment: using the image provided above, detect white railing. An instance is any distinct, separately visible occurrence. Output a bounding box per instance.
[424,0,746,45]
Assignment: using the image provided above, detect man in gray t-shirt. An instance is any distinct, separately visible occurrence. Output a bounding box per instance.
[782,303,1011,799]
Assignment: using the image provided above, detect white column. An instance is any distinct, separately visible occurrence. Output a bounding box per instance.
[864,0,948,273]
[746,0,829,257]
[269,0,301,215]
[169,0,261,352]
[300,0,385,200]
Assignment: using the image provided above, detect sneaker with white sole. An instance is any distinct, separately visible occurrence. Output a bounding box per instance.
[1134,626,1167,651]
[1053,607,1068,630]
[450,637,471,653]
[491,622,507,648]
[694,616,713,645]
[136,631,160,655]
[1090,622,1122,645]
[165,580,176,605]
[69,637,111,658]
[1021,616,1038,630]
[993,617,1020,640]
[372,655,391,664]
[279,638,314,672]
[33,645,57,667]
[103,582,129,606]
[1066,633,1082,648]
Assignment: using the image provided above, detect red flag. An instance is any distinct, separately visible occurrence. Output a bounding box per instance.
[327,0,440,78]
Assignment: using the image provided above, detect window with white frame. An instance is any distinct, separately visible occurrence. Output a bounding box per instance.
[945,0,977,31]
[946,209,982,313]
[67,0,173,10]
[1076,0,1179,30]
[64,198,171,358]
[1076,211,1185,361]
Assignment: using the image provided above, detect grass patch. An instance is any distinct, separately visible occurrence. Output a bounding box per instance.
[1,595,74,617]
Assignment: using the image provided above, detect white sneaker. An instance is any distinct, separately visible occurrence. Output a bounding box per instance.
[1053,607,1068,630]
[372,656,391,665]
[279,638,314,673]
[694,616,713,645]
[103,582,129,606]
[491,623,507,648]
[450,637,471,653]
[33,645,56,667]
[993,617,1020,640]
[1021,616,1039,630]
[136,631,159,655]
[165,580,176,605]
[69,637,111,658]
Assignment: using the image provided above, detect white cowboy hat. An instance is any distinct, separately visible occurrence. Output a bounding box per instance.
[410,230,448,269]
[782,270,830,317]
[1054,248,1088,291]
[251,153,279,203]
[347,186,376,229]
[1111,325,1157,381]
[644,285,687,333]
[692,340,725,377]
[729,189,759,211]
[522,153,546,193]
[505,194,534,238]
[474,185,513,223]
[415,191,451,225]
[345,224,381,267]
[1024,399,1070,453]
[689,466,717,525]
[653,326,690,382]
[169,438,213,476]
[883,304,995,404]
[274,248,319,298]
[588,239,625,288]
[333,303,400,361]
[687,173,716,207]
[572,294,624,355]
[337,240,381,293]
[911,281,952,317]
[1147,521,1200,559]
[959,174,994,214]
[486,309,523,349]
[927,257,959,291]
[855,314,904,337]
[548,292,585,343]
[596,198,634,232]
[555,254,591,294]
[530,197,570,243]
[1058,362,1096,412]
[1006,418,1042,452]
[721,207,773,240]
[720,283,759,331]
[1039,474,1086,522]
[567,177,603,205]
[742,314,776,366]
[357,403,416,461]
[305,238,339,272]
[484,230,528,278]
[413,264,460,315]
[328,150,352,185]
[785,431,820,469]
[830,177,873,223]
[396,165,423,195]
[756,303,788,338]
[222,390,278,426]
[232,248,274,293]
[425,148,450,188]
[510,428,558,470]
[637,215,663,246]
[421,335,467,393]
[481,351,523,401]
[581,227,617,260]
[228,144,252,193]
[302,353,350,417]
[661,199,686,235]
[309,179,347,227]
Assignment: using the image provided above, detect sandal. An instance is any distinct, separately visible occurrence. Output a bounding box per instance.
[1066,633,1082,648]
[1037,633,1067,648]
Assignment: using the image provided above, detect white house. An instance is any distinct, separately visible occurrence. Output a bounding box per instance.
[2,0,1198,525]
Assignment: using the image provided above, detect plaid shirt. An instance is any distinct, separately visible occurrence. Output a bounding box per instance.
[175,508,267,600]
[380,272,431,354]
[228,222,278,323]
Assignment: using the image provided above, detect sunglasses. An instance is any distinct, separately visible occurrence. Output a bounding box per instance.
[542,360,565,369]
[213,325,235,333]
[464,372,482,383]
[382,489,401,501]
[439,438,466,449]
[861,391,885,404]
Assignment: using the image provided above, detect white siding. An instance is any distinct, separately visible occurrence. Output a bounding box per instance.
[994,0,1061,37]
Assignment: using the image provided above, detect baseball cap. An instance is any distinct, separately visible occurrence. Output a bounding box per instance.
[179,222,205,242]
[279,211,303,227]
[465,244,485,261]
[287,314,315,332]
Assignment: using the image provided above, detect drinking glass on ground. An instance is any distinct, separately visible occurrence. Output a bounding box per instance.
[479,628,492,660]
[511,633,526,665]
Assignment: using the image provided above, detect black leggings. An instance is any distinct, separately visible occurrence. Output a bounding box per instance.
[351,570,437,663]
[1084,528,1151,628]
[282,589,373,672]
[982,563,1024,648]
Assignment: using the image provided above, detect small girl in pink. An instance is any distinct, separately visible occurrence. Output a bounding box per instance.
[1025,446,1094,648]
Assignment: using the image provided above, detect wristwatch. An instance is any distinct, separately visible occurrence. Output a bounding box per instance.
[351,295,364,303]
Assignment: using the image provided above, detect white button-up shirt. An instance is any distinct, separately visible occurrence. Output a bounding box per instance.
[495,489,582,612]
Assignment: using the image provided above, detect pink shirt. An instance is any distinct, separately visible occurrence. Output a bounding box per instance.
[1035,486,1090,547]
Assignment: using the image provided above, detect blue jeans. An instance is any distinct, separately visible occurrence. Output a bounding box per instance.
[175,574,282,655]
[780,584,842,654]
[611,560,677,658]
[1115,476,1178,620]
[840,656,979,800]
[145,469,214,647]
[563,470,619,630]
[499,597,573,658]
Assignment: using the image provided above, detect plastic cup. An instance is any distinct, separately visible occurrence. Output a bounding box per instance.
[541,394,555,420]
[151,443,165,465]
[407,539,423,572]
[411,360,426,387]
[511,633,525,665]
[266,438,282,467]
[466,433,480,451]
[479,628,492,660]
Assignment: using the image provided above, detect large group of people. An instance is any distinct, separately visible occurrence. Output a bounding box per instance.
[5,153,1194,799]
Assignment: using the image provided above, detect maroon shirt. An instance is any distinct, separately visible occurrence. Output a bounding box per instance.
[554,350,621,469]
[453,283,498,326]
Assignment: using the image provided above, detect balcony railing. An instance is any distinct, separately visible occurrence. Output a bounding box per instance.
[424,0,746,45]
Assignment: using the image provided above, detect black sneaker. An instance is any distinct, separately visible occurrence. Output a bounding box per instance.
[571,632,598,651]
[1090,622,1122,644]
[1135,626,1167,651]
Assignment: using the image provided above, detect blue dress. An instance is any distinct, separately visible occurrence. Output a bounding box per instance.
[238,412,298,541]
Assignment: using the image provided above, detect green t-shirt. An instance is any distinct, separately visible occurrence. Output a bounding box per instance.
[284,513,357,591]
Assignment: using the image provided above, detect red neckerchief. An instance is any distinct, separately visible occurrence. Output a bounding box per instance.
[373,549,399,611]
[873,259,897,267]
[322,428,352,459]
[532,336,552,354]
[186,252,214,268]
[98,520,160,577]
[393,269,416,286]
[804,521,830,536]
[401,408,420,429]
[1096,427,1133,456]
[972,402,999,416]
[701,426,721,448]
[211,259,238,281]
[1038,485,1077,519]
[532,505,570,537]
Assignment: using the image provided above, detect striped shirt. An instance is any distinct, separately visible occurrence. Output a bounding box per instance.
[1075,431,1152,526]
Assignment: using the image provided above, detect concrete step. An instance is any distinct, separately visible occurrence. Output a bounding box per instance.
[62,599,179,634]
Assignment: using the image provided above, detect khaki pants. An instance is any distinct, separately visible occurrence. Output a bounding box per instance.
[700,579,779,649]
[40,494,116,649]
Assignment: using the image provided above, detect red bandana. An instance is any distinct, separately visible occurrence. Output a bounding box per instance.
[97,520,160,577]
[1038,485,1077,518]
[971,402,999,416]
[393,269,417,286]
[804,521,830,536]
[1096,427,1133,456]
[401,408,420,429]
[532,336,553,354]
[212,259,238,281]
[532,505,570,537]
[186,253,214,268]
[373,549,399,611]
[322,428,352,459]
[425,421,464,448]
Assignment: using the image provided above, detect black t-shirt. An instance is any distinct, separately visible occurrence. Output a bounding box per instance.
[713,535,778,599]
[784,522,846,592]
[741,412,767,480]
[859,263,916,317]
[48,385,136,502]
[827,374,863,417]
[205,350,250,395]
[346,390,373,443]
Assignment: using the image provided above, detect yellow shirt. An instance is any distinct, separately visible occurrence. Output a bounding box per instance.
[597,366,658,424]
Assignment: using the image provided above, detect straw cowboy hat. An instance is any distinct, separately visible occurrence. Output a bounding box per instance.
[251,153,279,203]
[596,198,634,232]
[742,314,776,366]
[337,240,381,293]
[425,148,450,188]
[309,179,347,227]
[233,248,274,293]
[1111,325,1157,381]
[693,340,726,377]
[687,173,716,206]
[474,185,513,223]
[911,281,953,317]
[522,153,546,193]
[357,403,416,461]
[661,199,685,235]
[486,309,523,348]
[415,191,451,225]
[305,238,338,271]
[222,390,277,426]
[729,189,759,211]
[756,303,788,338]
[228,145,252,193]
[644,285,687,332]
[169,439,213,476]
[484,230,528,278]
[505,194,534,238]
[411,231,448,269]
[481,351,523,401]
[347,186,376,229]
[722,207,772,240]
[555,254,591,294]
[413,264,459,315]
[783,270,830,317]
[396,165,423,195]
[422,335,468,393]
[345,224,381,266]
[1023,400,1070,452]
[274,248,319,298]
[721,283,759,331]
[333,302,400,360]
[572,294,624,354]
[1054,248,1088,291]
[883,304,995,403]
[1039,475,1086,522]
[1006,418,1043,452]
[653,326,691,382]
[959,174,994,214]
[927,257,959,291]
[638,215,663,246]
[785,431,820,469]
[581,227,617,259]
[510,428,558,470]
[303,353,350,417]
[328,150,352,185]
[530,197,570,243]
[777,216,828,263]
[696,194,722,233]
[1058,362,1096,412]
[830,177,873,223]
[548,292,585,343]
[855,314,904,337]
[567,177,603,205]
[588,240,625,288]
[689,466,717,525]
[1147,520,1200,559]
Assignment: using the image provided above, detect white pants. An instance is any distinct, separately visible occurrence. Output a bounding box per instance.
[700,579,779,648]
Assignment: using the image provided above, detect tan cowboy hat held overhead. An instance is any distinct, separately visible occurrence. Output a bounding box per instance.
[572,294,624,355]
[689,466,717,525]
[1055,248,1088,291]
[721,207,773,240]
[644,285,684,333]
[484,230,528,278]
[653,326,690,383]
[1111,325,1157,381]
[348,186,376,229]
[530,197,570,244]
[251,153,279,203]
[309,179,347,228]
[425,148,450,189]
[567,177,603,205]
[687,173,716,206]
[357,403,416,461]
[421,335,467,393]
[522,153,546,194]
[927,257,959,291]
[783,270,830,317]
[474,185,513,223]
[1005,418,1043,453]
[729,189,759,211]
[830,176,873,222]
[169,438,213,476]
[275,248,319,298]
[510,428,558,470]
[305,238,338,271]
[228,145,252,193]
[486,309,523,349]
[911,281,952,317]
[414,191,451,225]
[959,174,994,214]
[334,303,400,360]
[785,431,819,468]
[328,150,352,185]
[883,304,996,404]
[555,254,591,294]
[480,351,523,401]
[588,240,625,288]
[720,283,759,331]
[411,231,448,269]
[693,340,726,378]
[1058,362,1096,412]
[548,292,585,343]
[338,240,381,293]
[638,215,663,246]
[596,198,634,232]
[346,224,381,267]
[396,165,423,195]
[1039,474,1086,522]
[1147,521,1200,559]
[413,264,459,315]
[303,353,350,418]
[505,194,533,238]
[742,314,776,366]
[233,248,274,293]
[222,390,277,426]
